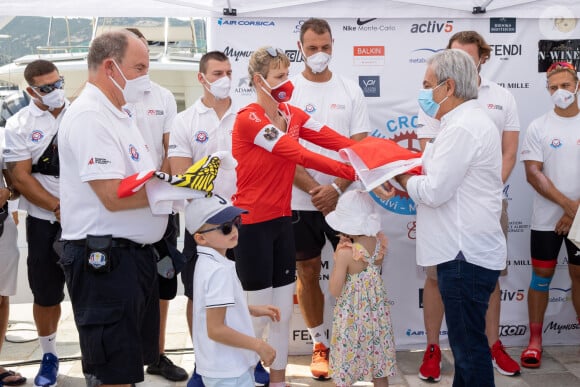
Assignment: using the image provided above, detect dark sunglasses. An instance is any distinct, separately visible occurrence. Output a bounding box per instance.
[31,76,65,94]
[197,215,242,236]
[266,46,284,58]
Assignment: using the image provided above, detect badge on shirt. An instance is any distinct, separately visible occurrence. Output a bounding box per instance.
[263,126,279,141]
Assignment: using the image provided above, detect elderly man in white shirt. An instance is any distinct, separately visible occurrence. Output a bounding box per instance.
[383,49,506,387]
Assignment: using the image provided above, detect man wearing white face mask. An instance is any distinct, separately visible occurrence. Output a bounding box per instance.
[519,61,580,370]
[123,28,187,383]
[289,18,369,380]
[4,59,68,387]
[58,31,167,386]
[168,50,237,387]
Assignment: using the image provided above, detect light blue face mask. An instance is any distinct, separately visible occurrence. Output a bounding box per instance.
[418,81,447,118]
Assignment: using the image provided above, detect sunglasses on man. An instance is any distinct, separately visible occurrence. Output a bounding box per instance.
[197,216,242,236]
[31,76,65,94]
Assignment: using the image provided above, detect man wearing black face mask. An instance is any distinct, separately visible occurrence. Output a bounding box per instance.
[3,59,67,387]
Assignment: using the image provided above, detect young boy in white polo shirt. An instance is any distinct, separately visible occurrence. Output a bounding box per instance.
[185,194,279,387]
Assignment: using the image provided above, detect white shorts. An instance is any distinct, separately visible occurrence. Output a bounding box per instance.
[201,368,254,387]
[0,217,19,296]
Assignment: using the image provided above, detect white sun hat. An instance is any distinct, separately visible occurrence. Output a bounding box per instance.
[325,190,382,236]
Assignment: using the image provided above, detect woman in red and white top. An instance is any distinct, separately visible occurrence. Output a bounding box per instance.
[232,46,356,386]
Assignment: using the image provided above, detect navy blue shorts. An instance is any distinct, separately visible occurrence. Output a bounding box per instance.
[158,214,178,300]
[60,241,160,384]
[234,216,296,291]
[292,210,339,261]
[26,216,64,306]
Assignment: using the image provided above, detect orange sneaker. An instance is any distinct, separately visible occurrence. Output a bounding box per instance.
[310,343,330,380]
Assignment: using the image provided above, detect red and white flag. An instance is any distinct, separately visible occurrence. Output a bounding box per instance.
[117,169,156,198]
[339,136,422,191]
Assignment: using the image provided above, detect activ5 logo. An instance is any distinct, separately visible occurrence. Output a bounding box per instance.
[410,20,454,33]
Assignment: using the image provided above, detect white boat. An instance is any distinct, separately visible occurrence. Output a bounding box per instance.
[0,17,206,111]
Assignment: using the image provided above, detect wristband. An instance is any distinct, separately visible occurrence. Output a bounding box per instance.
[6,187,13,201]
[331,182,343,196]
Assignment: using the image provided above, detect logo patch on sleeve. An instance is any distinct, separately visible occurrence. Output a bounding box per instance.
[263,126,279,141]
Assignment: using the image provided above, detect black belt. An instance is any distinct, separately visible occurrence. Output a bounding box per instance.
[67,238,150,249]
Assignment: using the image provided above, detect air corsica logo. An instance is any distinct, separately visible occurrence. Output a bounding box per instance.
[217,18,275,27]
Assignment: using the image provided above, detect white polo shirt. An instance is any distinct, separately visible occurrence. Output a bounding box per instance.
[58,83,167,244]
[407,100,506,270]
[417,77,520,139]
[520,110,580,230]
[3,99,69,221]
[290,73,369,211]
[193,245,258,378]
[131,81,177,169]
[168,97,237,199]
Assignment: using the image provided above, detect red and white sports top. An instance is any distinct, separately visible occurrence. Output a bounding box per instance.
[232,102,356,224]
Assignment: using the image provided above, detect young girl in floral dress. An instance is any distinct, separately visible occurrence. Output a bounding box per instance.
[326,190,396,387]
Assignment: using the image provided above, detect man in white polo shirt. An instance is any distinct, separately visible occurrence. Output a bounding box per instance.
[519,61,580,369]
[58,30,168,386]
[168,50,239,387]
[416,30,521,381]
[4,59,67,387]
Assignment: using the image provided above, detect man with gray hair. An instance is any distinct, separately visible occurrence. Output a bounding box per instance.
[58,30,167,386]
[380,49,506,386]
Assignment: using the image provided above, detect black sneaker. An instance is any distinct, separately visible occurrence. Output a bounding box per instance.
[146,354,188,382]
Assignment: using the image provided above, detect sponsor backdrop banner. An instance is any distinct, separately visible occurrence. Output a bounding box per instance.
[209,16,580,352]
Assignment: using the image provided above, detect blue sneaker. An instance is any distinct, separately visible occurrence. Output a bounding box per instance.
[254,362,269,386]
[34,353,59,387]
[186,366,204,387]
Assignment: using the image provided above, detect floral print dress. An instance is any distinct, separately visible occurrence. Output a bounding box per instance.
[329,233,396,386]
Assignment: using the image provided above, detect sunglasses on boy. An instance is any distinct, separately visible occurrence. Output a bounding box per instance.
[197,215,242,236]
[31,76,65,94]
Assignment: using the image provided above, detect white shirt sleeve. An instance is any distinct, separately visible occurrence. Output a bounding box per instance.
[407,124,478,208]
[519,118,543,162]
[502,91,520,132]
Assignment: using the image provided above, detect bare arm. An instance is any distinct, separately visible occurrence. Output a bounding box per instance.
[329,247,350,298]
[88,179,150,212]
[6,160,59,213]
[206,307,276,366]
[524,160,579,218]
[159,132,171,174]
[309,132,368,214]
[168,156,194,175]
[501,131,519,183]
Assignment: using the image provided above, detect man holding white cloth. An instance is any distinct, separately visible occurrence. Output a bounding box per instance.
[386,49,506,387]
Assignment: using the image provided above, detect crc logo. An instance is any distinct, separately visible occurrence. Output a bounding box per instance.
[359,76,380,97]
[500,289,524,302]
[499,325,526,337]
[410,20,453,33]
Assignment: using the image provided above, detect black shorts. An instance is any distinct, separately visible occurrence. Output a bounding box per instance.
[181,231,235,300]
[531,230,580,266]
[60,241,160,385]
[26,216,65,306]
[158,214,178,300]
[292,210,339,261]
[234,217,296,291]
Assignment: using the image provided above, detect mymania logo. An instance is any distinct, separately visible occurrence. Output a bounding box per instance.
[410,20,453,33]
